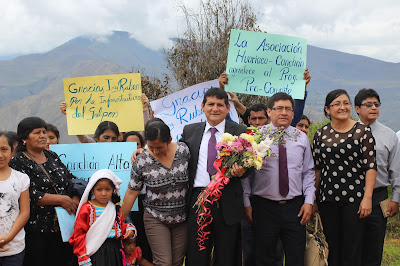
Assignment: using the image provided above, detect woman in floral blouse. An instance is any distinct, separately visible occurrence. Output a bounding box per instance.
[10,117,79,266]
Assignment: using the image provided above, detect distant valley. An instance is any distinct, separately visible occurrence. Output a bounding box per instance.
[1,30,399,144]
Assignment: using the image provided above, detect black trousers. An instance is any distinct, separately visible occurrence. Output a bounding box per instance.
[319,201,365,266]
[362,187,388,266]
[186,188,240,266]
[23,230,73,266]
[251,195,305,266]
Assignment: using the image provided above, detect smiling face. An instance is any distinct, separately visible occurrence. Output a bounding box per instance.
[325,93,351,121]
[355,97,380,125]
[267,100,294,129]
[92,179,114,207]
[201,96,230,127]
[0,136,12,169]
[24,127,47,152]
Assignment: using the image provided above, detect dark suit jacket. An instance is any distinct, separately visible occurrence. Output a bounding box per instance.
[180,120,251,225]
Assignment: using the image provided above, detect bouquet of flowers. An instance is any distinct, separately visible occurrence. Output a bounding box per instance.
[195,125,284,250]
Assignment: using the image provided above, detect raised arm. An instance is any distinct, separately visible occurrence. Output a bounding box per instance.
[218,72,247,115]
[60,101,95,143]
[292,68,311,127]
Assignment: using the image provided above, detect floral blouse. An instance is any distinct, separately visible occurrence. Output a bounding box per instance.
[9,149,75,233]
[129,142,190,224]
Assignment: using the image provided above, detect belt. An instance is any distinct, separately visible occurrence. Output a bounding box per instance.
[251,195,303,205]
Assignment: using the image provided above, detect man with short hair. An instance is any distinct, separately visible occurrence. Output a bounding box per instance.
[219,68,311,128]
[242,92,315,265]
[354,88,400,266]
[181,87,252,266]
[247,103,270,127]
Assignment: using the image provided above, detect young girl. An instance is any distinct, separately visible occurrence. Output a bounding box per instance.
[69,169,134,266]
[0,132,30,265]
[122,230,153,266]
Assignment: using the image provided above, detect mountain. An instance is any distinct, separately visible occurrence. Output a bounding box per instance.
[305,46,400,127]
[0,31,166,108]
[1,31,400,144]
[0,31,167,143]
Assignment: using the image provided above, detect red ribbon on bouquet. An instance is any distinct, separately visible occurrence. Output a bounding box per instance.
[196,158,231,250]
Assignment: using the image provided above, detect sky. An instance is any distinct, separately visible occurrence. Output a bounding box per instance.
[1,0,400,63]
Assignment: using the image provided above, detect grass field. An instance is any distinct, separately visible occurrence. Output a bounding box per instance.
[382,213,400,265]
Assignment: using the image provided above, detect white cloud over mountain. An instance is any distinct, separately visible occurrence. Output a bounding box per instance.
[1,0,399,62]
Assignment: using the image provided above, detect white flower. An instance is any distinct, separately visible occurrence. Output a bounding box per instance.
[257,137,273,158]
[257,143,269,158]
[261,137,274,147]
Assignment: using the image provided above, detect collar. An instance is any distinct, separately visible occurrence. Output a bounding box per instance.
[205,120,226,134]
[358,119,378,129]
[264,123,294,133]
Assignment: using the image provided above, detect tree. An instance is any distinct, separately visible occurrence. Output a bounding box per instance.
[129,68,172,101]
[165,0,266,107]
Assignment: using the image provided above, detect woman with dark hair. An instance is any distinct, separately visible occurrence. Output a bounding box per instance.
[312,89,377,266]
[9,117,79,266]
[123,131,145,148]
[46,123,60,150]
[122,120,189,266]
[5,131,18,157]
[75,121,120,143]
[296,115,311,135]
[123,130,152,262]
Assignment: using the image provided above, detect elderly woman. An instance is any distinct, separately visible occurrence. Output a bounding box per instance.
[9,117,79,266]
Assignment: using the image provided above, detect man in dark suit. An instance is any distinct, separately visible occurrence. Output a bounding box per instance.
[181,87,251,266]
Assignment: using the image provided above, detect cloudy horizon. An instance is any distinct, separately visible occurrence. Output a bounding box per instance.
[1,0,400,63]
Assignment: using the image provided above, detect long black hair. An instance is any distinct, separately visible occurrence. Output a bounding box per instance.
[144,120,171,143]
[94,121,119,141]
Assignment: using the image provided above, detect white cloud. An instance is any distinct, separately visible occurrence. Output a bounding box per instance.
[0,0,399,62]
[255,0,400,62]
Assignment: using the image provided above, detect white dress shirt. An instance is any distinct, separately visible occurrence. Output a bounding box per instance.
[361,120,400,202]
[193,120,226,188]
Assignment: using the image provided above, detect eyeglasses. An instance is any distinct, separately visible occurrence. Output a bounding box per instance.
[329,101,351,108]
[360,102,381,108]
[271,106,293,112]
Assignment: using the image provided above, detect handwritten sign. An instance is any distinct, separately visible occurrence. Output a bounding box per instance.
[63,73,144,135]
[50,142,138,211]
[225,29,307,99]
[150,79,239,141]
